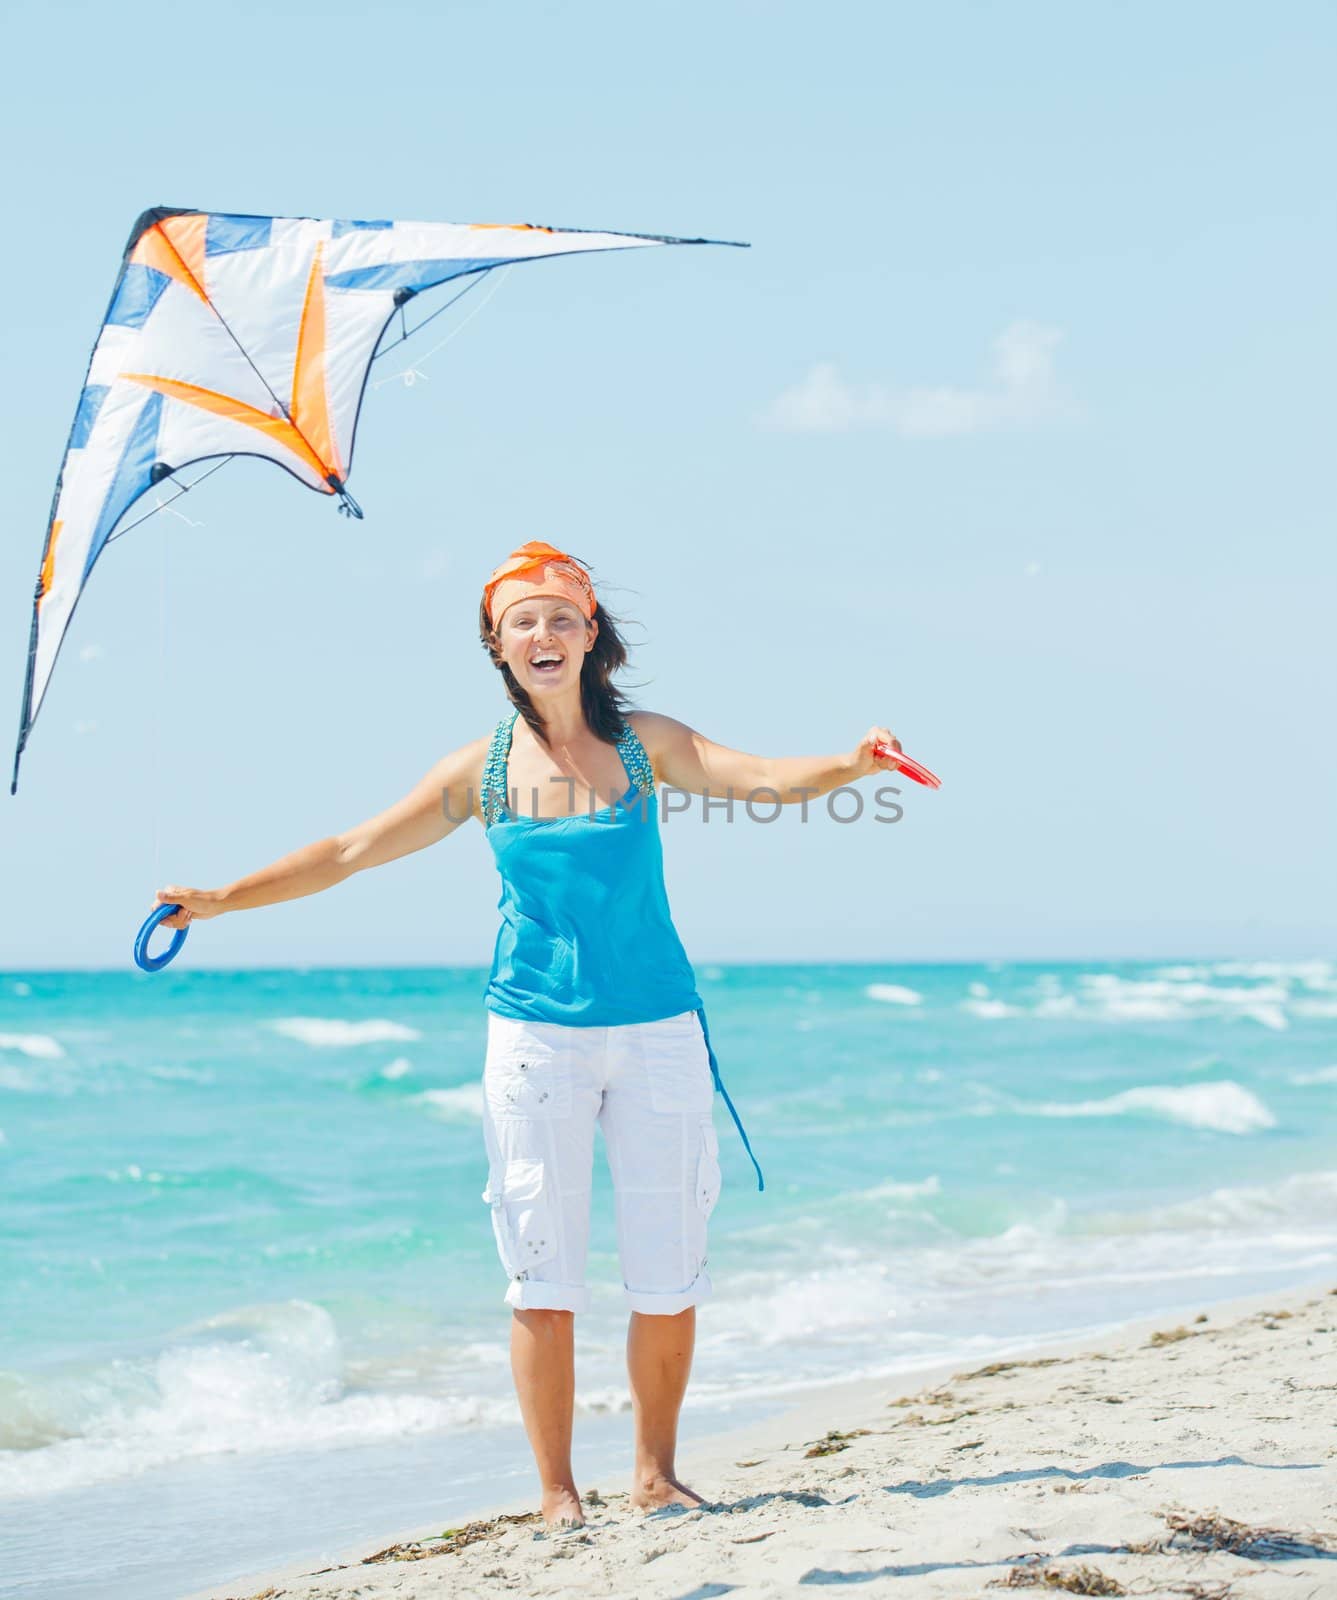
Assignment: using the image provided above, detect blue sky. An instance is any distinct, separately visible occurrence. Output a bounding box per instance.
[1,1,1332,968]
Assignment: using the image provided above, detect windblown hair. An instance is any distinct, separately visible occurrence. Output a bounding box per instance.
[479,578,638,747]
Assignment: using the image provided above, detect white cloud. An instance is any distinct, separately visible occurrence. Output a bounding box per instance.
[762,321,1068,438]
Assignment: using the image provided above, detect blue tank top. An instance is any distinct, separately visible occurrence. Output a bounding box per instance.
[480,707,763,1189]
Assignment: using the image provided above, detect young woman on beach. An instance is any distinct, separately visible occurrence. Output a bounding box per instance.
[155,540,905,1528]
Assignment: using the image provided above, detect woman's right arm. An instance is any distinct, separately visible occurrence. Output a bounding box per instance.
[153,735,490,928]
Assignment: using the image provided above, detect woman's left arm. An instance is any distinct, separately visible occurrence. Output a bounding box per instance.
[632,712,905,803]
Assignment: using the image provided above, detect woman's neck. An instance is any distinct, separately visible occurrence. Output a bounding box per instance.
[528,695,589,749]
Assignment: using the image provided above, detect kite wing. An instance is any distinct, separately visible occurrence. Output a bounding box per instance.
[12,208,744,794]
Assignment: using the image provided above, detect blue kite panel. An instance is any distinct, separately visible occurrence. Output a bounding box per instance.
[70,385,110,450]
[82,392,164,580]
[106,265,170,329]
[332,219,394,238]
[325,257,508,293]
[205,214,273,256]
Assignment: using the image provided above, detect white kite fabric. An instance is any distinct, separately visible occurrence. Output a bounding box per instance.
[12,207,742,794]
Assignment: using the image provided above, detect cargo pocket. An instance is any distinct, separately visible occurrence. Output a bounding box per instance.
[485,1038,574,1121]
[643,1016,715,1116]
[695,1124,722,1218]
[485,1157,558,1280]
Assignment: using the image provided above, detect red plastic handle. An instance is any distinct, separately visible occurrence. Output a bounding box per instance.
[872,742,941,789]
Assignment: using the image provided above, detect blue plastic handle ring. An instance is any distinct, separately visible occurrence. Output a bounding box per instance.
[134,903,189,972]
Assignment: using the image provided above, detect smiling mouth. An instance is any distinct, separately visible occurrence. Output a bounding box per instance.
[529,655,563,673]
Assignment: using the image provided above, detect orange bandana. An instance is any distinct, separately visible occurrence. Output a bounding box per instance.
[483,540,596,628]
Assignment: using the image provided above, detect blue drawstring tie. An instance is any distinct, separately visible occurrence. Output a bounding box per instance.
[693,1002,764,1192]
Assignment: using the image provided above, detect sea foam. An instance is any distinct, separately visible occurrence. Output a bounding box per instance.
[865,1175,942,1201]
[270,1017,422,1047]
[1116,1169,1337,1233]
[413,1084,485,1121]
[965,972,1299,1029]
[0,1031,63,1059]
[865,984,923,1006]
[962,998,1021,1019]
[1032,1081,1276,1135]
[1290,1065,1337,1086]
[0,1299,516,1498]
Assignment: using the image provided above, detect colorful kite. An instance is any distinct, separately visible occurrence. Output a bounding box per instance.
[11,207,742,793]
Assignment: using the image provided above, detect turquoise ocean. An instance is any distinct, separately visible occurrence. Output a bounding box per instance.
[3,959,1336,1599]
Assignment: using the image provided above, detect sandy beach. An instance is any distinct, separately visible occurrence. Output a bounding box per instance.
[184,1284,1335,1600]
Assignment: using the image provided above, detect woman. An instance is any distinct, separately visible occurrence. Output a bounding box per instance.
[155,539,904,1528]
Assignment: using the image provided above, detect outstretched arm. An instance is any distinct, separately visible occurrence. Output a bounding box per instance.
[153,735,490,928]
[631,712,905,802]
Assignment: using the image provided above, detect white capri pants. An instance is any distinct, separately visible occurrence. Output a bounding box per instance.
[480,1007,722,1315]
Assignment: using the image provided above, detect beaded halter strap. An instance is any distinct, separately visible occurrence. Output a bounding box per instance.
[481,709,655,827]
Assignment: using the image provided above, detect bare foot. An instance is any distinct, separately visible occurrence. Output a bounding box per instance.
[630,1471,706,1513]
[540,1485,586,1530]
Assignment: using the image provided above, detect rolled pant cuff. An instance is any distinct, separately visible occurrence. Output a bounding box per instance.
[504,1278,590,1313]
[624,1269,713,1316]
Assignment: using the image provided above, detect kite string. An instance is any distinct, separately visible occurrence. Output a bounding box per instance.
[369,270,492,363]
[372,266,512,387]
[153,504,167,893]
[106,459,230,546]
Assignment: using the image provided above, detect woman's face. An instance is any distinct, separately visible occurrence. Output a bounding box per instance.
[495,596,595,698]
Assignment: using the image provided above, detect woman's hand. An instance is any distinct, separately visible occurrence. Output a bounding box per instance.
[153,887,225,929]
[852,725,904,778]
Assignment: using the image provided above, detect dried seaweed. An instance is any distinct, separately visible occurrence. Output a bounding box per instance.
[361,1510,542,1563]
[1158,1510,1335,1561]
[1147,1327,1195,1348]
[805,1427,871,1457]
[964,1358,1062,1380]
[899,1403,987,1427]
[994,1563,1125,1594]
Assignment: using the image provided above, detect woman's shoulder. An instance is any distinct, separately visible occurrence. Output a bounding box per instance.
[625,710,690,744]
[623,708,663,748]
[623,710,690,782]
[467,722,519,826]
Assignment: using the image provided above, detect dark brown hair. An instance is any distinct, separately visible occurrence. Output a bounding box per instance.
[479,574,638,747]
